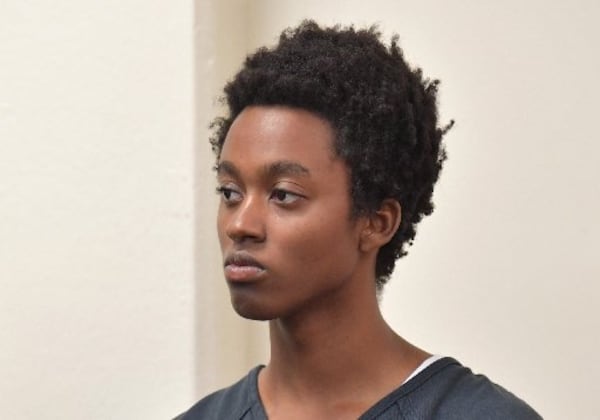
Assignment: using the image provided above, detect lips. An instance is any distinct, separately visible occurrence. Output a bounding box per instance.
[223,252,266,282]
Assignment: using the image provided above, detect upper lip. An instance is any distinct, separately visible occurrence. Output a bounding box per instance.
[224,251,265,269]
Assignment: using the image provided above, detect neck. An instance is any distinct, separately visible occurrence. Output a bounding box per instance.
[259,274,429,415]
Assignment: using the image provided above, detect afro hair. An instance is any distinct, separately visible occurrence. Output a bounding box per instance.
[211,20,452,289]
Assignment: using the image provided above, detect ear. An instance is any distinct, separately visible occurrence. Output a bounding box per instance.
[359,199,402,253]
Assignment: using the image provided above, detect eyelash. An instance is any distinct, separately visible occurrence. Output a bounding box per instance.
[215,186,241,203]
[215,186,304,206]
[270,188,302,204]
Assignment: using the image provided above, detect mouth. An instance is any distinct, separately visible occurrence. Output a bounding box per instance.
[223,251,266,282]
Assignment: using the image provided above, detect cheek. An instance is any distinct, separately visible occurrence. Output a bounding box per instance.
[274,212,359,271]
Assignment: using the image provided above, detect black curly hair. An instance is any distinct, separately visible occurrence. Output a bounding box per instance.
[211,20,452,289]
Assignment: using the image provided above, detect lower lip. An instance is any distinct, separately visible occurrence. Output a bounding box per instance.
[224,264,265,282]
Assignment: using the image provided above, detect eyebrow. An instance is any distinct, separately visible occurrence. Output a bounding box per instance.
[215,160,310,179]
[215,161,240,178]
[266,160,310,178]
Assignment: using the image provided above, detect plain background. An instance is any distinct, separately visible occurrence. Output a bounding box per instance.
[1,1,598,419]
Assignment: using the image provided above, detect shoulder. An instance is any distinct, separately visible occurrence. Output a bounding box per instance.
[367,357,542,420]
[422,358,542,419]
[173,366,265,420]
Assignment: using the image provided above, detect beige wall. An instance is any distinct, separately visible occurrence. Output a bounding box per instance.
[0,1,195,418]
[2,0,598,419]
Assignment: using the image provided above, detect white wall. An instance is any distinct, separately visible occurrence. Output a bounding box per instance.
[0,1,195,418]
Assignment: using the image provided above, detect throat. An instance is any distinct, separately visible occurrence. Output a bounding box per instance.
[260,315,430,419]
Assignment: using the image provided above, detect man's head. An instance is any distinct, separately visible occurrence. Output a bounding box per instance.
[212,20,450,289]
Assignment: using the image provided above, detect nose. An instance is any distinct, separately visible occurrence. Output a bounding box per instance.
[222,195,266,244]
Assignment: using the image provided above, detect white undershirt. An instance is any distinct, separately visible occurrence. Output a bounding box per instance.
[402,354,445,385]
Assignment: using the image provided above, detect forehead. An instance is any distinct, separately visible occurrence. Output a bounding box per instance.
[220,106,340,173]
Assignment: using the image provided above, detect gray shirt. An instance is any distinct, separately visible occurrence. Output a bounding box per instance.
[175,357,542,419]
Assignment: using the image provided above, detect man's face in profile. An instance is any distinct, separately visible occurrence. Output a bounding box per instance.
[215,105,365,321]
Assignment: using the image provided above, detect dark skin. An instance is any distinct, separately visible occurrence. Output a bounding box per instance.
[216,105,429,419]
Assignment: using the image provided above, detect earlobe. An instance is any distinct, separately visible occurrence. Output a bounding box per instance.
[359,199,402,252]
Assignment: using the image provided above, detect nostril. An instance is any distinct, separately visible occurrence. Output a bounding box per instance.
[227,226,265,243]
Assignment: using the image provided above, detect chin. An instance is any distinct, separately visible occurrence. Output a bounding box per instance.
[230,294,278,321]
[231,303,277,321]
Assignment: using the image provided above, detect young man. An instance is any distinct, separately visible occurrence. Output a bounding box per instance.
[177,21,541,419]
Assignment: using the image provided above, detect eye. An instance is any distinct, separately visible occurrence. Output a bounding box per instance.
[216,185,243,204]
[270,188,302,205]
